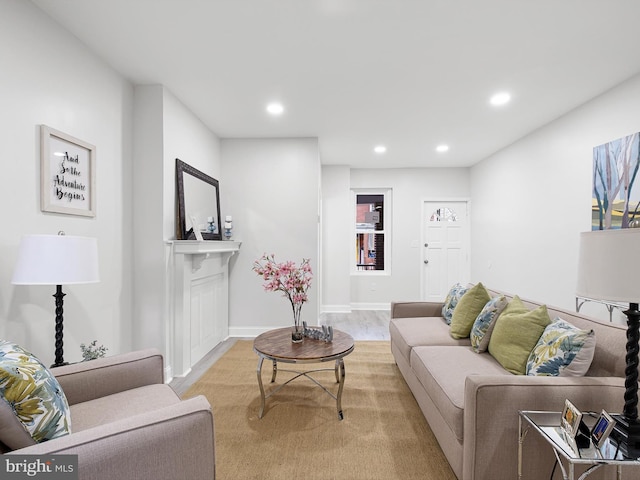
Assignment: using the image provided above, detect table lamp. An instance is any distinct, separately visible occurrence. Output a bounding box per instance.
[12,232,99,367]
[577,228,640,457]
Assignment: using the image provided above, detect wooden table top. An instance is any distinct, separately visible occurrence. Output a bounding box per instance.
[254,327,355,363]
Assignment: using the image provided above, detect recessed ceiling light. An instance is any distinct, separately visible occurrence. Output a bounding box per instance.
[436,145,449,153]
[374,145,387,154]
[490,92,511,106]
[266,102,284,115]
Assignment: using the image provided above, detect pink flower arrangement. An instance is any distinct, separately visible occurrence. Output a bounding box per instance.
[252,253,313,328]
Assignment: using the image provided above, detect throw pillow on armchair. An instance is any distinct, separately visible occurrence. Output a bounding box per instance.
[0,340,71,451]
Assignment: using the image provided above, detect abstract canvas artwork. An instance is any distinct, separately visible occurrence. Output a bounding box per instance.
[592,132,640,230]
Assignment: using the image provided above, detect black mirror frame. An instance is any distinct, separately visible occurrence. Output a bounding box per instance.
[176,158,222,241]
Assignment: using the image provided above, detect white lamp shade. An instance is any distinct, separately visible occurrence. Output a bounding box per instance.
[576,229,640,303]
[12,234,100,285]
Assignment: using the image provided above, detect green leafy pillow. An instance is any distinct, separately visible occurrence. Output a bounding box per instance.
[450,283,491,339]
[488,304,551,375]
[526,319,595,376]
[441,283,469,325]
[470,295,508,352]
[0,341,71,448]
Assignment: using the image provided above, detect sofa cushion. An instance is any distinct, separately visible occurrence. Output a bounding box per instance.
[470,295,508,352]
[488,305,551,375]
[526,319,596,377]
[450,283,491,339]
[389,317,471,365]
[0,341,71,449]
[70,383,181,432]
[410,346,511,441]
[442,283,469,325]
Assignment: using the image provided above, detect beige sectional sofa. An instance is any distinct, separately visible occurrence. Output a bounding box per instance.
[390,286,629,480]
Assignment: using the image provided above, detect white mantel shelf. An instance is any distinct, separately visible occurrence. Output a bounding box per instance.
[167,240,242,255]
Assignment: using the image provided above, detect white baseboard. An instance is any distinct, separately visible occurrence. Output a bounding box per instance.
[321,305,352,313]
[229,326,283,338]
[350,302,391,311]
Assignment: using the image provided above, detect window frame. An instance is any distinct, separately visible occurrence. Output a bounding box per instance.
[351,188,391,275]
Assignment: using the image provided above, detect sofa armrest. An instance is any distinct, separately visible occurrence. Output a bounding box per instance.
[10,395,215,480]
[463,375,625,480]
[390,301,444,319]
[52,349,164,405]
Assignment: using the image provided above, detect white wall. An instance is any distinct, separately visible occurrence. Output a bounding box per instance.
[321,166,352,311]
[131,85,165,355]
[321,167,470,309]
[132,85,222,358]
[470,73,640,322]
[0,0,134,365]
[162,90,222,239]
[222,138,320,335]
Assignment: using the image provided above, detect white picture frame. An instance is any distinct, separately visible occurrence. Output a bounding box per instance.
[41,125,96,217]
[561,399,583,438]
[591,410,616,448]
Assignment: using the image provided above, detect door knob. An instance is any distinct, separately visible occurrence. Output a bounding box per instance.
[424,260,429,264]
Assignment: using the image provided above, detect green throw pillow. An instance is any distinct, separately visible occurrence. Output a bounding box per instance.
[0,341,71,448]
[450,283,491,339]
[500,295,528,317]
[488,304,551,375]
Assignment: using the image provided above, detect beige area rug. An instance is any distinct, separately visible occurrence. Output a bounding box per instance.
[183,340,456,480]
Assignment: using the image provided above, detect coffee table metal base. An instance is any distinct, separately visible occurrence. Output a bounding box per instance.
[256,356,347,420]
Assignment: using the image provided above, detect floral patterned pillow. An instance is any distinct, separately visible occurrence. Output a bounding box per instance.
[441,283,469,325]
[526,319,595,377]
[0,341,71,448]
[470,295,508,352]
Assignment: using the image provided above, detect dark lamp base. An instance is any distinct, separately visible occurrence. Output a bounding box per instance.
[611,414,640,459]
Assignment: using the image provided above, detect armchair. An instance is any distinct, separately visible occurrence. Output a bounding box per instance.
[4,349,215,480]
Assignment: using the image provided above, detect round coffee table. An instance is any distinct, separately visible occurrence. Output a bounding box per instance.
[253,327,355,420]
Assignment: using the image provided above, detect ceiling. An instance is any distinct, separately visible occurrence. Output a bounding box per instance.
[32,0,640,169]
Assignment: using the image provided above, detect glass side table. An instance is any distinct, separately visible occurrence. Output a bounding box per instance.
[518,411,640,480]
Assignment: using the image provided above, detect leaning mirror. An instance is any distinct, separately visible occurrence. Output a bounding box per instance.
[176,158,222,240]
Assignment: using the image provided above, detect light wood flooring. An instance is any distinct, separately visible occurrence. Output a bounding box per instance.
[170,310,390,396]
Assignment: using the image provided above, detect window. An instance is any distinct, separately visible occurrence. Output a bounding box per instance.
[430,207,458,222]
[354,190,389,272]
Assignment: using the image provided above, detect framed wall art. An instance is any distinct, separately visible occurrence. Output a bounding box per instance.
[41,125,96,217]
[592,132,640,230]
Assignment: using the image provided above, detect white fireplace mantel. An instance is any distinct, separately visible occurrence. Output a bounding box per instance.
[171,240,242,271]
[171,240,242,255]
[166,240,241,380]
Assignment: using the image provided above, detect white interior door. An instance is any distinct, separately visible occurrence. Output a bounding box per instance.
[423,201,470,301]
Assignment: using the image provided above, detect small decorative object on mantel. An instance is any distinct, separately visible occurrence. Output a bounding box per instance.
[207,216,217,234]
[253,253,313,343]
[302,321,333,342]
[80,340,107,361]
[224,215,233,240]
